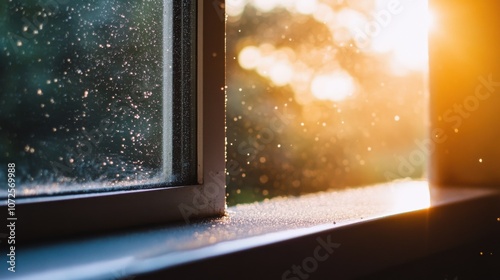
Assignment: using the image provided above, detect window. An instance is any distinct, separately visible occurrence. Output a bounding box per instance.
[226,0,430,205]
[0,0,225,240]
[1,1,500,279]
[1,0,200,196]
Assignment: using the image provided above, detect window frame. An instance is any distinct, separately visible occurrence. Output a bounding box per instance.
[2,1,500,279]
[0,0,226,241]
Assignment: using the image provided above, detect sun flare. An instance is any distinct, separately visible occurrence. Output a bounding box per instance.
[235,0,430,103]
[390,181,431,213]
[371,0,430,72]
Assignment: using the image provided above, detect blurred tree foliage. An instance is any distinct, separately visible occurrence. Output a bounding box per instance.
[226,3,426,205]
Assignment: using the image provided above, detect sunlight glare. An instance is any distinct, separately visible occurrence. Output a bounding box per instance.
[238,46,261,70]
[226,0,248,17]
[427,8,436,31]
[252,0,280,13]
[371,0,429,72]
[294,0,318,15]
[390,181,430,213]
[311,71,356,102]
[269,62,293,86]
[234,0,430,103]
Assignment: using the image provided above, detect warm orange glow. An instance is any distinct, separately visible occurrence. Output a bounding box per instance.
[235,0,429,103]
[427,9,436,31]
[227,0,428,205]
[390,181,431,212]
[371,0,430,72]
[311,71,356,102]
[238,45,295,87]
[238,46,261,70]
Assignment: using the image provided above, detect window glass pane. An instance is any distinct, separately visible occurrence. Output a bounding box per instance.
[226,0,429,205]
[0,0,197,197]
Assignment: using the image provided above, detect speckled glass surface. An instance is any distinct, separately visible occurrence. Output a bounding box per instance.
[0,0,197,197]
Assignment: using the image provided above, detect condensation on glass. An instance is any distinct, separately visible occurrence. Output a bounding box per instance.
[0,0,198,197]
[226,0,430,205]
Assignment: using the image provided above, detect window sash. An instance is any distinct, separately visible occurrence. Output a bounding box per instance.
[0,0,226,241]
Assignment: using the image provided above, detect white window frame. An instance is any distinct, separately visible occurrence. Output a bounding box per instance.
[0,0,226,241]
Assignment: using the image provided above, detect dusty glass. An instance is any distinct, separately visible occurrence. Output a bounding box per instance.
[0,0,198,197]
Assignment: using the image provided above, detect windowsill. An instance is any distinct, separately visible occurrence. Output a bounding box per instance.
[2,181,499,279]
